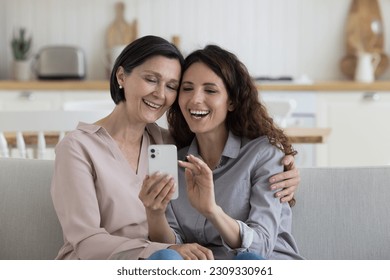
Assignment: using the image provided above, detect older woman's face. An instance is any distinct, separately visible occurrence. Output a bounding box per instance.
[119,55,181,124]
[178,62,233,136]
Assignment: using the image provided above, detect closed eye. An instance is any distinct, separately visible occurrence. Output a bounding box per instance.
[181,81,193,92]
[205,89,217,94]
[144,74,158,83]
[181,87,193,92]
[167,83,179,91]
[146,77,157,83]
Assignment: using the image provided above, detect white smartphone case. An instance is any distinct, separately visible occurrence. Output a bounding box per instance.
[148,144,179,200]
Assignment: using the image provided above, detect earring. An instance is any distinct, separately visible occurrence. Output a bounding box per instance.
[119,85,123,89]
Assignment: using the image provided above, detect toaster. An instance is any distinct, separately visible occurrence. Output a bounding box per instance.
[34,46,86,80]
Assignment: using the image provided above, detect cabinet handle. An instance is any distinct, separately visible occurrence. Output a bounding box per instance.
[19,91,35,101]
[362,92,380,101]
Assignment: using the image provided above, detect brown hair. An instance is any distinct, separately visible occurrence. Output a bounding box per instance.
[168,45,296,154]
[167,45,297,206]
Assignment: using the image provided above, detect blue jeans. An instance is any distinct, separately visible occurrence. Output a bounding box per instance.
[147,249,183,260]
[233,252,264,260]
[147,249,263,260]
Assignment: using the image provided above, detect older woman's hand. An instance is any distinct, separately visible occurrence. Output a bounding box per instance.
[139,172,176,215]
[269,154,300,204]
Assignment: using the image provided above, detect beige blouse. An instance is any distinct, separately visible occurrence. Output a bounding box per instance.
[50,122,173,259]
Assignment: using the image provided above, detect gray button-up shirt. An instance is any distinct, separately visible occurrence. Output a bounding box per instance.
[166,131,303,260]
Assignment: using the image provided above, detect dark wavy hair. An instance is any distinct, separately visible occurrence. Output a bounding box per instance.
[167,45,296,158]
[168,45,297,206]
[109,35,184,104]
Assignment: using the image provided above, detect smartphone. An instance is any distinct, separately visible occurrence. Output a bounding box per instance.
[148,144,179,200]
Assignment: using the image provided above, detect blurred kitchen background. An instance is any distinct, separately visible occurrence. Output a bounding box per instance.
[1,0,390,80]
[1,0,390,167]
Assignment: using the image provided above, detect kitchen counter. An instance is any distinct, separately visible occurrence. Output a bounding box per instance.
[284,127,331,144]
[3,127,331,147]
[1,80,390,91]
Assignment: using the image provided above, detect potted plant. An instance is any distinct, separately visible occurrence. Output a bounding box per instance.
[11,28,32,80]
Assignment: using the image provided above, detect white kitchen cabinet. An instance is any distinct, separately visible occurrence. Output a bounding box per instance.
[0,90,111,111]
[61,91,111,103]
[316,91,390,167]
[261,91,317,167]
[0,90,112,159]
[0,90,62,110]
[61,91,114,111]
[261,91,317,119]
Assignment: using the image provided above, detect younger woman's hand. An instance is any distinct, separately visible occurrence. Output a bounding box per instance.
[178,155,217,217]
[169,243,214,260]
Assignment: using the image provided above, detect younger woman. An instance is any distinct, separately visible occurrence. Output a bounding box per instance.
[140,45,303,260]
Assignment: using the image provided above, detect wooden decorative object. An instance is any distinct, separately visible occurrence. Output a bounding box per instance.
[171,35,181,49]
[106,2,138,50]
[340,0,388,79]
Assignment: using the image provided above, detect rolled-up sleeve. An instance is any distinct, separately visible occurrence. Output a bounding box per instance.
[238,146,284,258]
[218,144,285,257]
[163,134,296,259]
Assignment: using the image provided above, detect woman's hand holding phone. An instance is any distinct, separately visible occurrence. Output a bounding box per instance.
[140,145,179,215]
[139,172,176,215]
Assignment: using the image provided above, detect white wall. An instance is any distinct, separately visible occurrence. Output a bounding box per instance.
[1,0,390,81]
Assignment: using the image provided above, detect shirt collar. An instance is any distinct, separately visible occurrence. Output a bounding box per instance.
[76,122,102,134]
[145,123,163,144]
[187,130,241,160]
[76,122,163,142]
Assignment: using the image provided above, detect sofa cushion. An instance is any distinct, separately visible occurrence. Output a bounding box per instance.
[0,158,62,260]
[292,166,390,259]
[1,158,389,260]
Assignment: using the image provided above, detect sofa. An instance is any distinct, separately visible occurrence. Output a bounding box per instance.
[1,158,389,260]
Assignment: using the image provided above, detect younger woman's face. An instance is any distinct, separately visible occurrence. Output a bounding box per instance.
[118,55,181,124]
[178,62,233,136]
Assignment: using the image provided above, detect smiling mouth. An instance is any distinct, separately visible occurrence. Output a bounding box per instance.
[189,109,210,119]
[143,99,162,109]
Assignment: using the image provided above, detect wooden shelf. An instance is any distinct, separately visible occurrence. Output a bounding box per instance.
[256,81,390,91]
[1,80,390,91]
[4,132,60,147]
[4,127,331,147]
[0,80,109,91]
[284,127,331,144]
